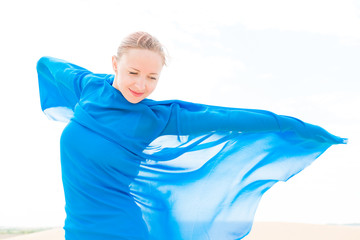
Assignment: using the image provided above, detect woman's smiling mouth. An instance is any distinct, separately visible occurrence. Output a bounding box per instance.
[129,89,144,97]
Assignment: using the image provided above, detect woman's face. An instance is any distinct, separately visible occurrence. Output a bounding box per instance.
[112,48,163,104]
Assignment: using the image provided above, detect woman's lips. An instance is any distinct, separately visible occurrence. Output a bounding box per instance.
[129,89,144,97]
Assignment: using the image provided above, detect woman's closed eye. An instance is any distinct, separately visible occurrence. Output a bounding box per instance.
[129,71,138,75]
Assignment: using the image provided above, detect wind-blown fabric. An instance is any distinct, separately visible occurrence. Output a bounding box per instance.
[37,56,346,240]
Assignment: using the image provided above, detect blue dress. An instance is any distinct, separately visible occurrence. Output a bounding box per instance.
[37,56,346,240]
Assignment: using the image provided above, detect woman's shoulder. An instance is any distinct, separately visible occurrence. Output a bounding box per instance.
[80,73,115,95]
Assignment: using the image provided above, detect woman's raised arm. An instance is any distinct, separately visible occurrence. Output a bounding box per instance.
[36,57,92,122]
[159,101,346,144]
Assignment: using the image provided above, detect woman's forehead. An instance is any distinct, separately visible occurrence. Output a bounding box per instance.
[121,49,163,72]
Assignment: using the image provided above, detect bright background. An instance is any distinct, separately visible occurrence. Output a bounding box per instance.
[0,0,359,228]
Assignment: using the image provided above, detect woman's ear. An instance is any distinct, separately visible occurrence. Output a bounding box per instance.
[112,55,118,73]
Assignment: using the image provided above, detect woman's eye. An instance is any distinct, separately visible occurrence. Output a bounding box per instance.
[129,71,138,75]
[149,77,157,80]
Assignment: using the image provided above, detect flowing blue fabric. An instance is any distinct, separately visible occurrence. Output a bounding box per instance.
[37,56,346,240]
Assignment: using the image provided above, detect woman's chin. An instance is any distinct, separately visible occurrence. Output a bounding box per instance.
[124,94,144,104]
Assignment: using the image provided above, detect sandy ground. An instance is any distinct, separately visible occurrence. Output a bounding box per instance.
[3,222,360,239]
[1,228,64,240]
[244,222,360,240]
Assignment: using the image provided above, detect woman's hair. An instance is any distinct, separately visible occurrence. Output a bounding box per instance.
[117,31,167,66]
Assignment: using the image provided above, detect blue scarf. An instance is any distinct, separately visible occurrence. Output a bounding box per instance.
[37,56,346,240]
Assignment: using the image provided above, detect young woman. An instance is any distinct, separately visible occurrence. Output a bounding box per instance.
[37,31,346,240]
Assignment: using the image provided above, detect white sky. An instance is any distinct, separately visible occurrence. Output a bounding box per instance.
[0,0,359,228]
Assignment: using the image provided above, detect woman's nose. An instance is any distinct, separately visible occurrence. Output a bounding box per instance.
[134,77,146,91]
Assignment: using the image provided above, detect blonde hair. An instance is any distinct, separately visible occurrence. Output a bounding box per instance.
[116,31,167,66]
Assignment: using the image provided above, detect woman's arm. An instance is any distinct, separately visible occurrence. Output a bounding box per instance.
[36,56,92,121]
[159,101,346,144]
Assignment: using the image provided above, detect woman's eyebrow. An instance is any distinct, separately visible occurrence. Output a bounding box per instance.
[129,67,140,72]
